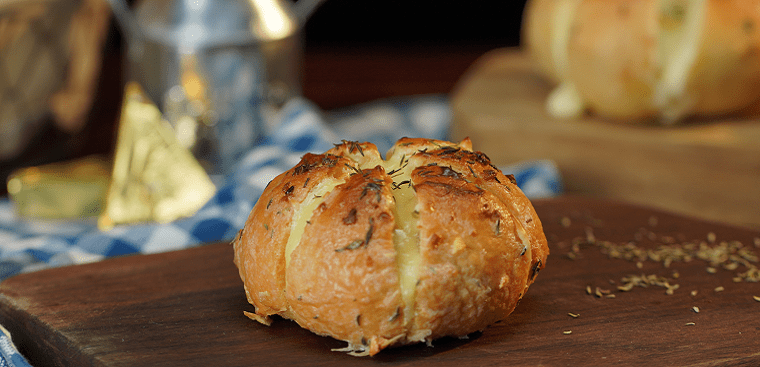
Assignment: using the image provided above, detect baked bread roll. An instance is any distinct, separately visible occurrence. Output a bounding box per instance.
[233,138,548,356]
[522,0,760,123]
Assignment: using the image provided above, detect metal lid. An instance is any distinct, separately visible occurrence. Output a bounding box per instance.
[134,0,298,47]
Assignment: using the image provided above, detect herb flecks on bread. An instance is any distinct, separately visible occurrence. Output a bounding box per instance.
[233,138,549,356]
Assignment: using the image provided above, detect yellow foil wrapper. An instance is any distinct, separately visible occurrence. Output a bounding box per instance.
[7,155,111,219]
[98,82,216,231]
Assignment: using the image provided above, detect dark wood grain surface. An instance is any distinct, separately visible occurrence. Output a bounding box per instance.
[2,196,760,366]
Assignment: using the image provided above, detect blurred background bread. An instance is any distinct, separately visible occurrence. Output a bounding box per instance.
[522,0,760,123]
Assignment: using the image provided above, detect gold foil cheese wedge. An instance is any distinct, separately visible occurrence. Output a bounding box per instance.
[7,155,111,219]
[98,82,216,231]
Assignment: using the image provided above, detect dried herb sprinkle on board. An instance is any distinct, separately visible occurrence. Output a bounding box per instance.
[618,274,680,295]
[561,216,760,299]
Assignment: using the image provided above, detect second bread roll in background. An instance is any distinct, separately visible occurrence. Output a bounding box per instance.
[522,0,760,124]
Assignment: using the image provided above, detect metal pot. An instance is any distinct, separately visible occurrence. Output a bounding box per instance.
[107,0,323,176]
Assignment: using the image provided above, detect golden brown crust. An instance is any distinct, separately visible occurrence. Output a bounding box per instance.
[233,153,357,319]
[233,138,549,355]
[326,140,384,168]
[402,141,548,341]
[405,140,548,278]
[287,166,406,347]
[411,165,532,339]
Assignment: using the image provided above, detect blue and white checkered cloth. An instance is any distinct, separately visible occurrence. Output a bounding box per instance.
[0,95,561,366]
[0,325,30,367]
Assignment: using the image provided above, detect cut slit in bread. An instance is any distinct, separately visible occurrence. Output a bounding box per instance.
[654,0,707,121]
[234,138,549,356]
[274,141,428,354]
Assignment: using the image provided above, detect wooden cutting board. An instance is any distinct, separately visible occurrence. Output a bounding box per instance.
[450,48,760,229]
[2,196,760,366]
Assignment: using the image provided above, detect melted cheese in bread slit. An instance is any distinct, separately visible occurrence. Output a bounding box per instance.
[285,142,385,270]
[284,177,345,269]
[546,0,584,118]
[382,149,423,334]
[328,142,423,334]
[315,141,424,342]
[655,0,707,122]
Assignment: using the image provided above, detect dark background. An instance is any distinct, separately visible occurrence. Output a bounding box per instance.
[303,0,527,49]
[301,0,530,110]
[301,0,529,108]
